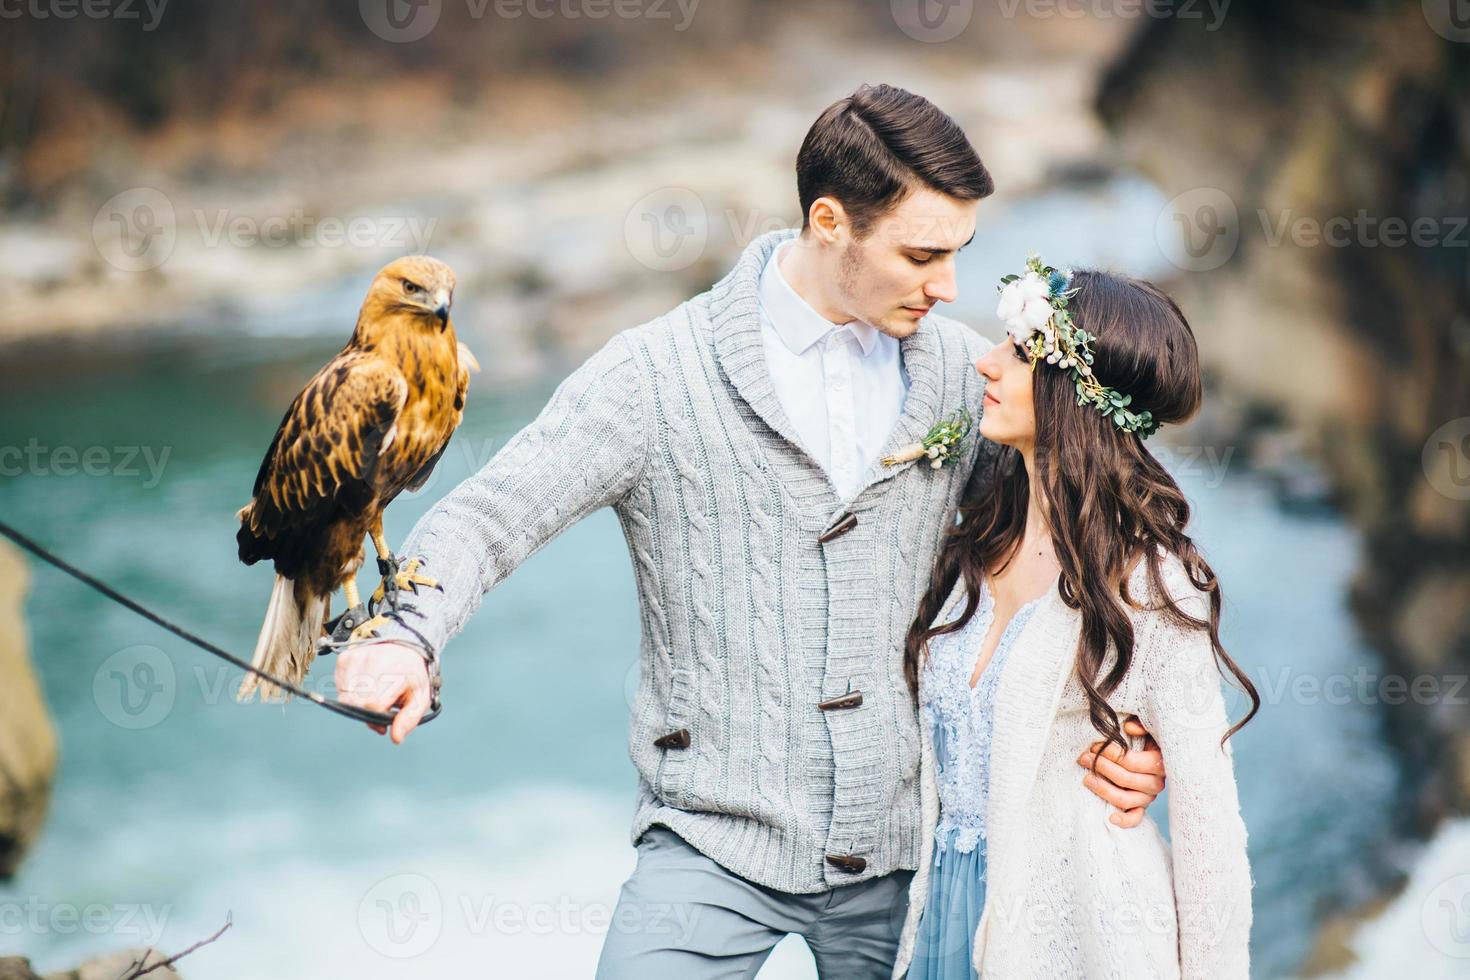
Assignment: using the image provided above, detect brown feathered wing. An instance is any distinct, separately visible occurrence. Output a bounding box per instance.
[235,351,409,701]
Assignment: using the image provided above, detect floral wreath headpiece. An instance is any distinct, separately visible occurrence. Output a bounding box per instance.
[996,255,1158,438]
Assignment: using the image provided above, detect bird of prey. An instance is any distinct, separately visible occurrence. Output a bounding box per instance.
[234,256,477,702]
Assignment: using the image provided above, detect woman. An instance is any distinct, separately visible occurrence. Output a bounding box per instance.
[892,257,1259,979]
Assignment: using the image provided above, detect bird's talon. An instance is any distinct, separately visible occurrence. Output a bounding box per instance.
[373,557,437,609]
[398,559,438,594]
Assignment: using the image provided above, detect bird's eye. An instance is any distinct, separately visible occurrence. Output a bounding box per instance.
[402,279,422,294]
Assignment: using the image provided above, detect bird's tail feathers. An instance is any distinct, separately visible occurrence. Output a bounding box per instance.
[236,574,326,704]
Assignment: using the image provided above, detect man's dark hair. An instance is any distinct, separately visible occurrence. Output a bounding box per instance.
[796,83,993,237]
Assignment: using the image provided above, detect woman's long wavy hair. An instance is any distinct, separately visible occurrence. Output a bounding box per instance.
[903,270,1259,757]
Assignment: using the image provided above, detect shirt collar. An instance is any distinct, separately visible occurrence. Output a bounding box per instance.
[759,241,880,357]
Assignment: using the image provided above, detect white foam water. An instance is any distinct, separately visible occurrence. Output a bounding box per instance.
[17,783,821,978]
[1310,819,1470,978]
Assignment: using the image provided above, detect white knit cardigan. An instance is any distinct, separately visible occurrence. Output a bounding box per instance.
[892,553,1253,979]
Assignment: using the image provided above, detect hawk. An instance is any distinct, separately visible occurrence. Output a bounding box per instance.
[235,256,477,702]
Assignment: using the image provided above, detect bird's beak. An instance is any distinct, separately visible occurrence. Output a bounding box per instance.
[432,289,451,327]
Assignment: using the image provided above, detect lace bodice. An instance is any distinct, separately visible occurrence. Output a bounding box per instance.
[920,578,1044,857]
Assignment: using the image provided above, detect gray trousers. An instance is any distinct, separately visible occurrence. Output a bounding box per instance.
[595,826,915,979]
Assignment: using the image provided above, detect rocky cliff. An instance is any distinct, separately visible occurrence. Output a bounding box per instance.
[1096,0,1470,854]
[0,539,57,880]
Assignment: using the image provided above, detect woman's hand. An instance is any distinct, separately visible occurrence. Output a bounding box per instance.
[1077,718,1167,827]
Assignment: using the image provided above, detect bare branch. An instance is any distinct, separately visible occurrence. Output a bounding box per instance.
[114,912,232,980]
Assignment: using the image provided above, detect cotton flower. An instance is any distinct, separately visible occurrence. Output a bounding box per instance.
[999,271,1046,321]
[1020,297,1054,332]
[1017,271,1050,304]
[996,280,1026,323]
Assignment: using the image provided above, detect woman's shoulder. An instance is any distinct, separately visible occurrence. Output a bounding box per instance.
[1123,547,1212,623]
[1117,552,1211,667]
[1117,547,1221,683]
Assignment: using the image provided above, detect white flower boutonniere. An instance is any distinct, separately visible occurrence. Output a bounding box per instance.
[882,409,973,470]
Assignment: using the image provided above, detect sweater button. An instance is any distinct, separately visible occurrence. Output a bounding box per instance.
[825,853,867,873]
[653,728,690,750]
[817,512,858,544]
[817,690,863,711]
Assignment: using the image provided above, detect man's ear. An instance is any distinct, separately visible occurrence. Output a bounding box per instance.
[806,196,848,245]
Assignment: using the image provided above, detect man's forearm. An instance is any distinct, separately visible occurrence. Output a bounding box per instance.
[371,492,502,658]
[369,332,650,657]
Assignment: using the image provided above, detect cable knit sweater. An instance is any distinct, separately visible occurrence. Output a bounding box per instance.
[369,228,1000,893]
[892,553,1254,979]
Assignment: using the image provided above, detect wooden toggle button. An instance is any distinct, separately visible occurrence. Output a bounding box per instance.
[818,512,858,544]
[817,690,864,711]
[653,728,690,749]
[825,853,868,873]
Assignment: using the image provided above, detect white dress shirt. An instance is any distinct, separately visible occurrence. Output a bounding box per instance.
[757,240,908,501]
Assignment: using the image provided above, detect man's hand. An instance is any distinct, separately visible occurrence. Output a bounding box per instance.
[335,641,433,744]
[1077,717,1166,828]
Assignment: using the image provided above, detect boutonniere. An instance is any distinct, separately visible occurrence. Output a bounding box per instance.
[882,409,973,470]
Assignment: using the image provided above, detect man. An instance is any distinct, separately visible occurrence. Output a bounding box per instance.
[338,83,1168,978]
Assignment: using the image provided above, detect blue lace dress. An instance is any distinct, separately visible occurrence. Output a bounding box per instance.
[907,578,1045,980]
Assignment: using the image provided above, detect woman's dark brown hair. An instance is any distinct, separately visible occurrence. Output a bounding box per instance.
[903,270,1260,759]
[796,83,993,236]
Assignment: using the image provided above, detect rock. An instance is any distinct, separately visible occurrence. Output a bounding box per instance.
[0,539,57,879]
[0,947,185,980]
[40,948,182,980]
[1096,1,1470,969]
[1098,0,1470,826]
[1296,819,1470,978]
[1295,888,1402,977]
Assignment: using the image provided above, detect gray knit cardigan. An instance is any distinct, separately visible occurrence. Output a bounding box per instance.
[372,228,997,893]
